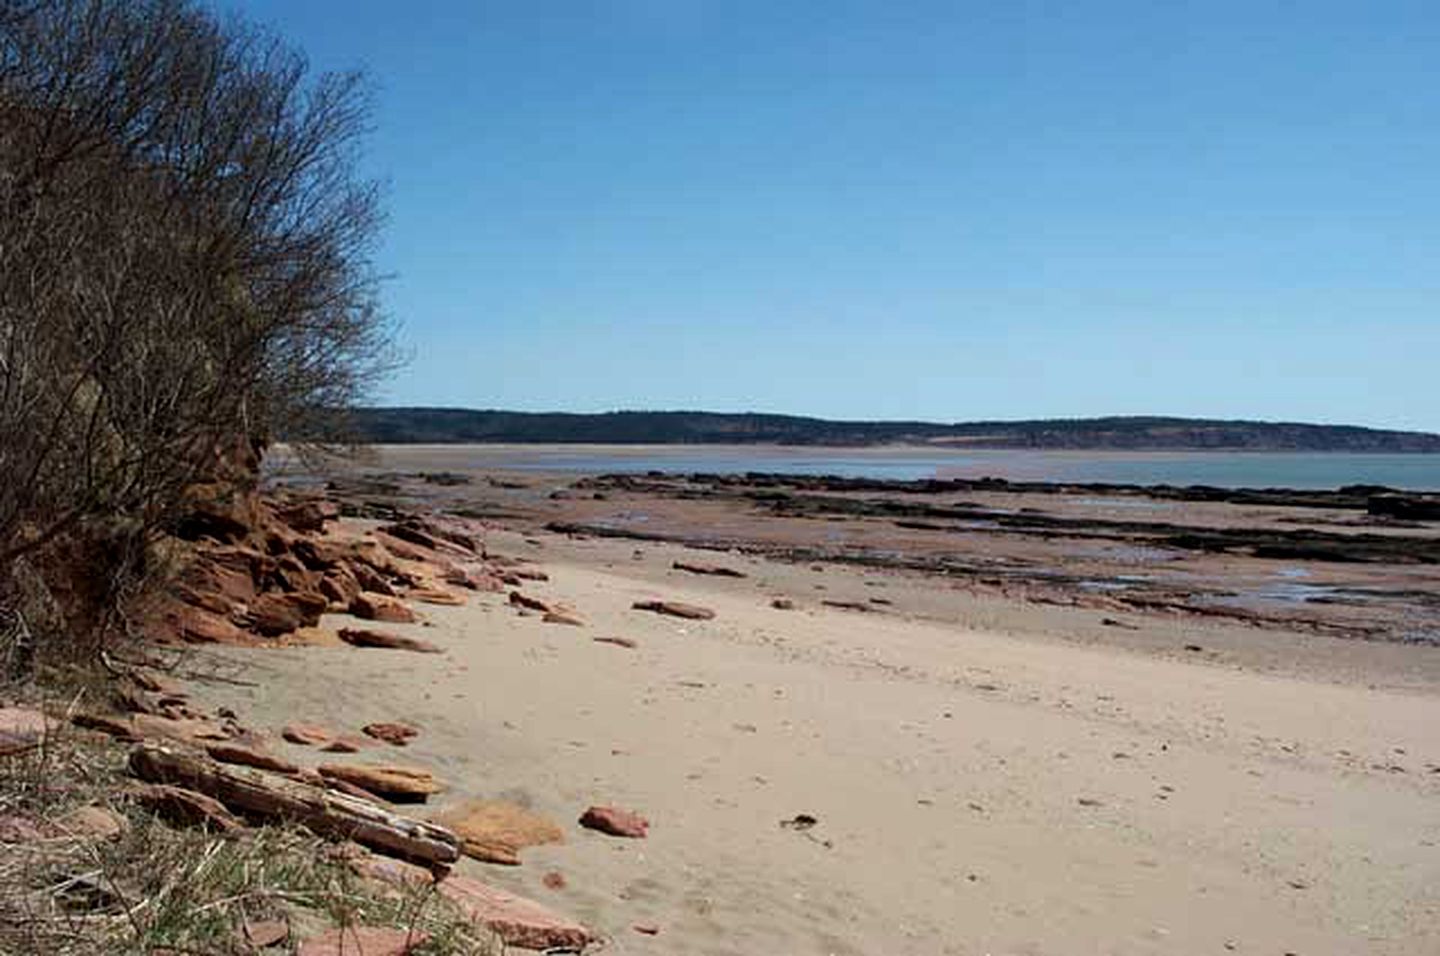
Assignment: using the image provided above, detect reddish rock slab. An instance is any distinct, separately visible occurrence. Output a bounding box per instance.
[362,722,418,747]
[348,851,437,888]
[350,592,418,624]
[351,562,397,597]
[297,926,429,956]
[338,628,441,654]
[439,875,594,951]
[126,782,243,832]
[320,735,371,754]
[579,805,649,838]
[248,593,306,636]
[56,805,128,840]
[632,600,716,621]
[317,764,442,803]
[541,870,567,890]
[240,919,289,949]
[633,923,661,936]
[542,610,585,627]
[408,588,466,607]
[282,722,335,747]
[431,799,564,866]
[205,742,298,775]
[169,605,251,644]
[0,706,56,756]
[673,561,746,578]
[770,597,796,610]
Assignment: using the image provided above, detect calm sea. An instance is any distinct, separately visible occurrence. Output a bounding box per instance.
[389,445,1440,491]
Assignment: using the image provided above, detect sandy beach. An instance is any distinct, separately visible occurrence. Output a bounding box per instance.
[180,458,1440,954]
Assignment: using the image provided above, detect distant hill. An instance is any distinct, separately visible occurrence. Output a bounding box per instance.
[344,409,1440,453]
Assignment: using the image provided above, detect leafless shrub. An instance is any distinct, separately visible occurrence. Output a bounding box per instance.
[0,0,396,653]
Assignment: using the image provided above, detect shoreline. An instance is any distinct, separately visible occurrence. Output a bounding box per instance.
[175,459,1440,953]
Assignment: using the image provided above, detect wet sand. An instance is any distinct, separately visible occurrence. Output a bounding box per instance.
[184,461,1440,954]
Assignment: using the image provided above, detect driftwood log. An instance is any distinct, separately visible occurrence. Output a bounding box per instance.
[128,743,460,866]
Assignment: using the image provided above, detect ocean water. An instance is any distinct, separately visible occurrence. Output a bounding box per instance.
[392,445,1440,491]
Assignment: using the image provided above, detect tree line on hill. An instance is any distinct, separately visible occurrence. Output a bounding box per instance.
[346,409,1440,452]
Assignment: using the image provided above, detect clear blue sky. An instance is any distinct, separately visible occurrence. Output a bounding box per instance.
[229,1,1439,431]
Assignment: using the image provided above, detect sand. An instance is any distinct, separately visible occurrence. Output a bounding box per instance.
[184,525,1440,955]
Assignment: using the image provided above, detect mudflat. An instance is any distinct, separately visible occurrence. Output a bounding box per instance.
[185,448,1440,954]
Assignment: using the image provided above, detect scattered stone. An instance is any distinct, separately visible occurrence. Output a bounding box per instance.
[541,870,567,890]
[633,923,661,936]
[631,600,715,620]
[0,706,56,756]
[363,723,419,747]
[593,636,637,649]
[0,814,53,842]
[126,782,243,831]
[1077,797,1104,807]
[56,806,128,841]
[321,735,370,754]
[347,851,436,888]
[673,561,746,578]
[579,805,649,838]
[297,926,429,956]
[283,722,335,747]
[821,599,871,612]
[1101,617,1138,629]
[206,742,299,775]
[409,588,466,607]
[1183,643,1204,653]
[170,605,250,644]
[241,919,290,949]
[508,591,553,613]
[350,593,418,624]
[542,610,585,626]
[780,813,819,831]
[248,593,306,636]
[433,799,565,865]
[317,764,443,803]
[438,875,594,951]
[338,628,441,654]
[770,598,796,610]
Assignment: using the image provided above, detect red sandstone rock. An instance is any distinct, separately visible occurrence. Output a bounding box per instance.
[350,592,417,624]
[282,722,335,747]
[249,593,305,636]
[632,600,716,621]
[438,875,594,951]
[297,926,429,956]
[593,636,637,649]
[362,722,418,746]
[205,742,298,775]
[508,591,553,613]
[542,610,585,626]
[126,782,243,831]
[169,605,250,644]
[240,920,289,949]
[579,805,649,838]
[673,561,746,578]
[317,764,442,803]
[408,588,466,607]
[431,799,564,866]
[0,707,55,756]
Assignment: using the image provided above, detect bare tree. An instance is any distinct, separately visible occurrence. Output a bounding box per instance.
[0,0,395,657]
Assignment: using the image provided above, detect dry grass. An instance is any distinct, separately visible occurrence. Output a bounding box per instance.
[0,709,500,955]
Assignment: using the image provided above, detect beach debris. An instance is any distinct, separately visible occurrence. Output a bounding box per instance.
[338,628,441,654]
[432,799,565,865]
[821,599,872,612]
[633,923,661,935]
[128,744,459,863]
[363,722,419,746]
[780,813,819,831]
[543,609,585,626]
[593,636,638,649]
[1183,643,1204,652]
[770,597,796,610]
[297,926,429,956]
[632,600,715,620]
[673,560,746,578]
[579,805,649,838]
[1101,617,1138,629]
[439,874,596,950]
[1077,797,1104,807]
[350,592,418,624]
[542,870,567,890]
